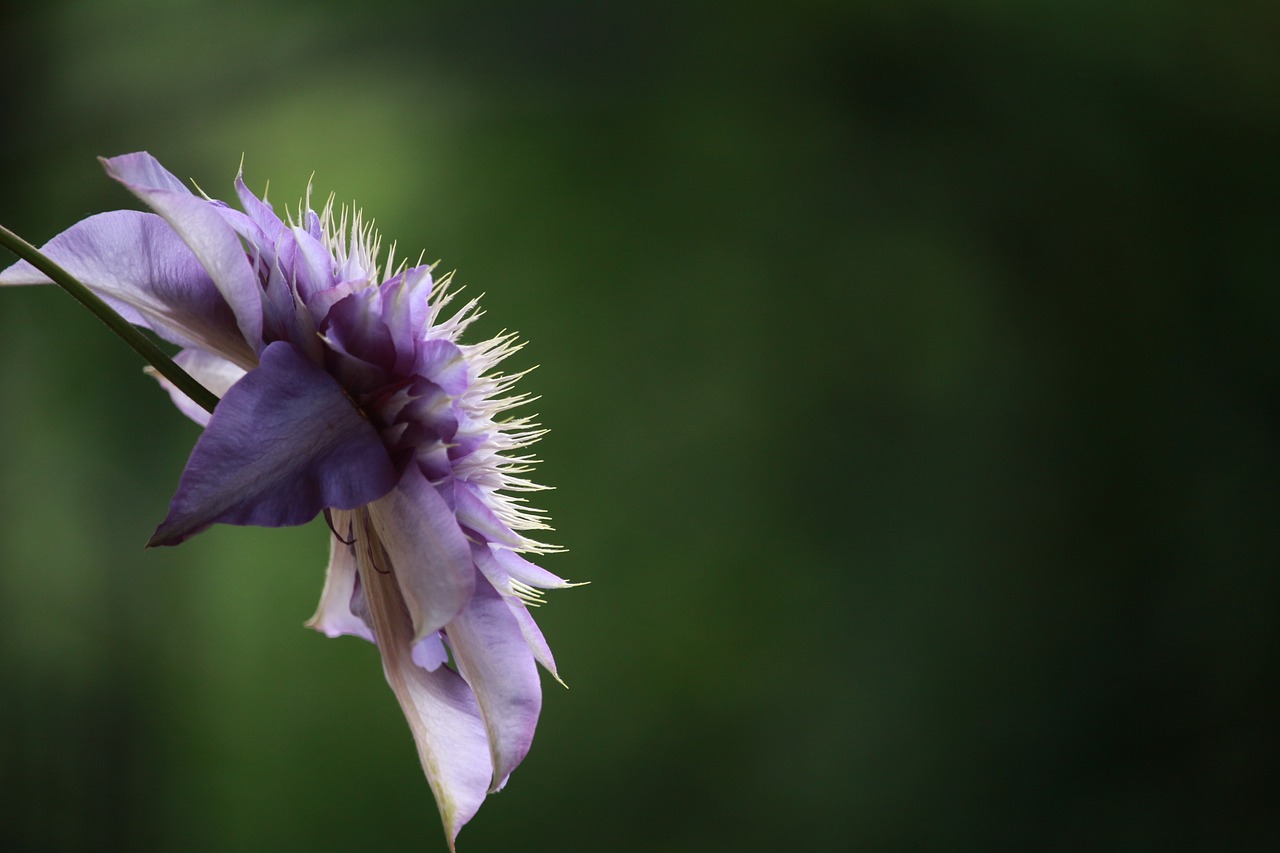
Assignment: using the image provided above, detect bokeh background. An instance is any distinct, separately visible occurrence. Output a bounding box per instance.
[1,1,1277,850]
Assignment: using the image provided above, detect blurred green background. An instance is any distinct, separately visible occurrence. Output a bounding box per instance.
[1,1,1278,850]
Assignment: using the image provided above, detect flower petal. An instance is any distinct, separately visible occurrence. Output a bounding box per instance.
[149,341,397,546]
[0,210,253,365]
[355,516,491,850]
[101,152,265,351]
[446,568,543,792]
[306,509,374,642]
[149,348,247,427]
[367,465,475,639]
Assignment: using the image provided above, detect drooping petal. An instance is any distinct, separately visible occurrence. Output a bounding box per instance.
[446,568,543,792]
[491,545,578,590]
[0,210,253,365]
[101,152,265,351]
[367,465,475,639]
[355,515,491,850]
[149,341,397,546]
[306,509,374,642]
[150,348,247,427]
[472,544,562,680]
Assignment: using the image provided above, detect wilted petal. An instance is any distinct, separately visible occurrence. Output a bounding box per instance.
[306,509,374,642]
[356,523,491,850]
[367,465,474,638]
[102,152,265,350]
[150,341,397,546]
[0,210,252,365]
[472,545,561,679]
[446,568,542,791]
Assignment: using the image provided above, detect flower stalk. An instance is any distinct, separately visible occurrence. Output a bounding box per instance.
[0,223,219,413]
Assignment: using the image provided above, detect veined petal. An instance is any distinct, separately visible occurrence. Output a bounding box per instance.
[0,210,253,365]
[150,348,247,427]
[492,545,578,590]
[306,509,374,642]
[149,341,397,546]
[472,545,562,680]
[446,568,543,792]
[367,465,475,639]
[355,515,491,850]
[101,152,265,351]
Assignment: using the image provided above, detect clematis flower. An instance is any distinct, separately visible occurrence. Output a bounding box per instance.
[0,152,573,849]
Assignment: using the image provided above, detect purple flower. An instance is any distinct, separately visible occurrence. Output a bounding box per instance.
[0,152,573,848]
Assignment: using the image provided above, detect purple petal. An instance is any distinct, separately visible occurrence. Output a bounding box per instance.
[491,546,577,590]
[0,210,252,365]
[150,348,247,427]
[415,338,469,395]
[149,341,397,546]
[101,152,265,351]
[454,482,525,549]
[367,465,475,638]
[306,509,374,642]
[357,533,491,849]
[233,173,286,244]
[380,265,433,374]
[412,632,449,671]
[323,289,396,372]
[446,568,543,792]
[472,545,562,679]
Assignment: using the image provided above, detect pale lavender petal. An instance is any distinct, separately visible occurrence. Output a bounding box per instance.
[446,568,542,792]
[358,534,490,850]
[101,152,265,350]
[412,632,449,671]
[454,483,525,549]
[0,210,252,365]
[492,545,577,590]
[150,348,247,427]
[288,224,336,299]
[381,266,432,374]
[306,509,374,642]
[472,545,562,679]
[505,597,560,681]
[415,338,469,395]
[233,173,285,243]
[149,341,397,546]
[367,465,475,638]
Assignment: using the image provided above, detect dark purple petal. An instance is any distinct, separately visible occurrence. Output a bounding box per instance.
[0,210,251,364]
[367,464,475,638]
[446,568,543,792]
[324,289,396,372]
[102,152,265,351]
[149,341,397,546]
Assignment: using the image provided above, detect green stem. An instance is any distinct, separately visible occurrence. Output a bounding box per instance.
[0,224,220,414]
